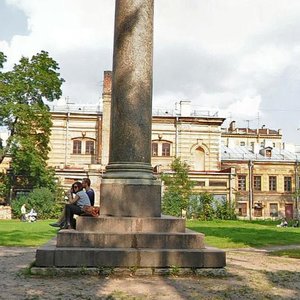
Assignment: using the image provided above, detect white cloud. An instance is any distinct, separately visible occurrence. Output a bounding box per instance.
[2,0,300,142]
[239,46,291,78]
[224,95,262,118]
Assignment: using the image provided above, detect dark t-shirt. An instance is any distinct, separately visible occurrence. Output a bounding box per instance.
[86,189,95,206]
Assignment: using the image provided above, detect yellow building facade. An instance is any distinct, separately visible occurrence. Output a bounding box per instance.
[222,146,299,220]
[45,71,299,219]
[48,71,234,208]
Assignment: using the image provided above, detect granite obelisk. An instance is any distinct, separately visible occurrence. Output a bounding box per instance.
[100,0,161,217]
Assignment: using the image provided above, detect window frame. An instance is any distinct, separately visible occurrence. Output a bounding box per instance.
[270,203,278,217]
[253,175,261,191]
[266,149,272,157]
[269,176,277,191]
[284,176,292,192]
[85,140,95,155]
[152,142,158,156]
[73,140,82,154]
[151,140,172,157]
[162,143,171,157]
[238,175,247,191]
[238,203,247,216]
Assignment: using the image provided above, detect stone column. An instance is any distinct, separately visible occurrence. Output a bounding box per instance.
[100,0,161,217]
[101,71,112,166]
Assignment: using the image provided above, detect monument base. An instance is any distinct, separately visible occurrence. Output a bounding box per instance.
[100,179,161,217]
[35,216,226,269]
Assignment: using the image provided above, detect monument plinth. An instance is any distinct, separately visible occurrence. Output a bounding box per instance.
[35,0,226,272]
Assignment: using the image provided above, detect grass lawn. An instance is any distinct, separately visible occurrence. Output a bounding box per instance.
[0,219,57,247]
[187,219,300,249]
[1,218,300,256]
[270,249,300,259]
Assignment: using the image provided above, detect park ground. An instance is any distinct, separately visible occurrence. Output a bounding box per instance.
[0,220,299,299]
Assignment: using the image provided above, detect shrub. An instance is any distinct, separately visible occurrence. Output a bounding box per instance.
[215,198,237,220]
[188,193,237,220]
[11,187,65,219]
[197,193,214,221]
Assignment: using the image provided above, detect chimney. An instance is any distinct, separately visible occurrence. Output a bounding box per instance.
[102,71,112,96]
[101,71,112,166]
[252,143,260,154]
[180,100,191,116]
[229,121,236,132]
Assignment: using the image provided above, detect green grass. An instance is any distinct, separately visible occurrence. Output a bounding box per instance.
[187,219,300,249]
[270,249,300,259]
[0,219,57,246]
[1,219,300,253]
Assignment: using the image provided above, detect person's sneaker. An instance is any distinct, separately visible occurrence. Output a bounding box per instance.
[49,222,61,227]
[59,221,66,228]
[61,222,73,230]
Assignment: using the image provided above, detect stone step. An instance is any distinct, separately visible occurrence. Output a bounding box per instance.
[57,230,205,249]
[36,245,226,268]
[76,215,186,233]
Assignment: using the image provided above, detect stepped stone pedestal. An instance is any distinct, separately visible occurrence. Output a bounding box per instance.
[36,216,225,269]
[35,0,226,272]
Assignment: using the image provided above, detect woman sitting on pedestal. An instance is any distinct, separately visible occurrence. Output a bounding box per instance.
[62,181,91,229]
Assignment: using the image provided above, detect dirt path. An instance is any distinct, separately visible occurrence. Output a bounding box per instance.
[0,246,299,300]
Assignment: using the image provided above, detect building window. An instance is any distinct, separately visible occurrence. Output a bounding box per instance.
[238,175,246,191]
[253,176,261,191]
[254,207,262,217]
[73,140,82,154]
[86,140,95,155]
[269,176,277,191]
[152,143,158,156]
[284,176,292,192]
[209,181,227,187]
[238,203,247,216]
[270,203,278,217]
[162,143,170,156]
[266,149,272,157]
[151,141,172,157]
[240,141,245,146]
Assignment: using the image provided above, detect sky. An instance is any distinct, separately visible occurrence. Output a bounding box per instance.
[1,0,300,144]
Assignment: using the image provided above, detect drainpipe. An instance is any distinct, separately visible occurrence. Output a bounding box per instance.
[175,116,179,157]
[97,115,102,164]
[229,173,232,206]
[295,160,299,219]
[248,160,254,220]
[64,111,70,166]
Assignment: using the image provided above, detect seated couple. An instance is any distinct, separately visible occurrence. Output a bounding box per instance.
[50,179,94,229]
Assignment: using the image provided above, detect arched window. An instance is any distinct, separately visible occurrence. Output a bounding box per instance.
[194,146,205,170]
[162,143,170,156]
[86,140,95,155]
[152,143,158,156]
[151,140,172,157]
[73,140,82,154]
[72,138,95,155]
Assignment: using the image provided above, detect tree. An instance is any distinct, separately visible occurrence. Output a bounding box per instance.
[0,51,64,192]
[161,158,195,217]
